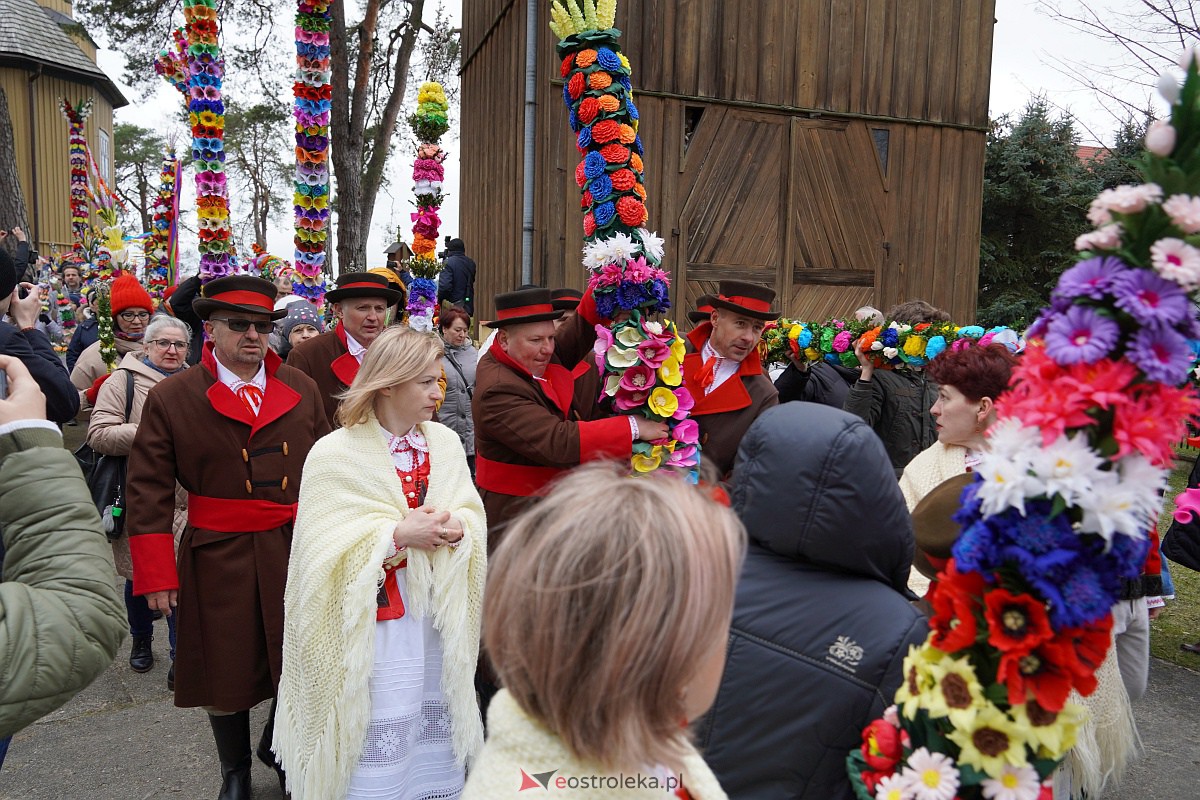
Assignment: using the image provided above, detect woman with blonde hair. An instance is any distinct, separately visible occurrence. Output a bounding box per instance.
[274,325,487,799]
[464,463,744,800]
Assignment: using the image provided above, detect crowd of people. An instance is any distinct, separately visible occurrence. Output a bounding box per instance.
[0,232,1180,800]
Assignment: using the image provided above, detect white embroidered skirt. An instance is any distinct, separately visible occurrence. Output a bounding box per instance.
[346,569,464,800]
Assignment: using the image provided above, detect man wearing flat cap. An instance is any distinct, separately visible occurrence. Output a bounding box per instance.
[681,279,780,478]
[473,287,668,545]
[286,271,403,427]
[126,275,330,799]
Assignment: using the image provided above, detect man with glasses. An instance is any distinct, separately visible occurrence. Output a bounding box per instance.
[286,271,402,427]
[125,275,329,799]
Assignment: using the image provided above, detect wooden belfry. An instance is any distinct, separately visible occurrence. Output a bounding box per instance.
[461,1,995,323]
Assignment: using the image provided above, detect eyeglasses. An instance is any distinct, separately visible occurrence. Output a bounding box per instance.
[149,339,188,351]
[211,317,274,334]
[118,311,151,322]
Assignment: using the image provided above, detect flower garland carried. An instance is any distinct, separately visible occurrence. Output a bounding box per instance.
[144,148,179,299]
[87,155,128,279]
[95,282,117,372]
[405,81,450,332]
[293,0,332,307]
[249,243,293,285]
[845,50,1200,800]
[550,0,697,474]
[58,98,93,254]
[761,318,1020,371]
[182,0,235,281]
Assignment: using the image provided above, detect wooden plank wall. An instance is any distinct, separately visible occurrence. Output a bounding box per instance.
[1,68,115,256]
[463,0,995,322]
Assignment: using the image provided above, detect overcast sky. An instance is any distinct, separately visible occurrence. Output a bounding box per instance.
[96,0,1181,276]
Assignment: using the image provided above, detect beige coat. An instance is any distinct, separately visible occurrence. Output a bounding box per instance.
[71,338,144,411]
[86,351,187,580]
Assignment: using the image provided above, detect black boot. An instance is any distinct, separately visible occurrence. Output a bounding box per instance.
[208,711,252,800]
[257,699,288,796]
[167,661,175,692]
[129,635,154,673]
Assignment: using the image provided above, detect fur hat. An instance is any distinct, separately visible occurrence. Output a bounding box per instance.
[109,275,155,317]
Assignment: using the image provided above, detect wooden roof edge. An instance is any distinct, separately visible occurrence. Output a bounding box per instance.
[0,54,129,109]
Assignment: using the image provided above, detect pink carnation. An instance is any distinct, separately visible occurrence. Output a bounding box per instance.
[1074,223,1123,252]
[1088,183,1163,226]
[1163,194,1200,234]
[1150,237,1200,288]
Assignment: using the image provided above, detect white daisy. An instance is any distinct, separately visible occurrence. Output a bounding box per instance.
[875,772,913,800]
[635,228,665,263]
[1077,471,1145,542]
[900,748,960,800]
[975,452,1039,516]
[980,763,1041,800]
[1027,433,1107,508]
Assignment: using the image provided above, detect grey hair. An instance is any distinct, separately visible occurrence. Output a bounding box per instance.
[145,315,192,343]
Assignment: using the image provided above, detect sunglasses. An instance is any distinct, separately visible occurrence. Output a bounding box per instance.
[211,317,274,334]
[150,339,188,351]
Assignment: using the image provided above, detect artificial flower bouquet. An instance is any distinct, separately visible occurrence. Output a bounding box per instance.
[846,49,1200,800]
[407,81,451,332]
[292,0,333,306]
[551,0,699,472]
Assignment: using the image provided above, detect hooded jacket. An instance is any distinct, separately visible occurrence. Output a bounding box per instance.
[697,403,928,800]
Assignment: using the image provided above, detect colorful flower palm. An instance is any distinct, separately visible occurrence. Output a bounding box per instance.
[59,98,93,255]
[145,149,180,299]
[179,0,235,281]
[550,0,696,473]
[293,0,331,306]
[406,81,450,332]
[846,51,1200,800]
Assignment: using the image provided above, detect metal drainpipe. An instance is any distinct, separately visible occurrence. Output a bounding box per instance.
[520,0,537,286]
[26,64,42,246]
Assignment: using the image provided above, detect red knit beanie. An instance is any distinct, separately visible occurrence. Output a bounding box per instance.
[109,275,154,316]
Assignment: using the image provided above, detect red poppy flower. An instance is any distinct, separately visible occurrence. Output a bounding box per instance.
[983,588,1053,654]
[1056,616,1113,696]
[927,562,987,653]
[592,119,621,143]
[998,639,1074,711]
[568,72,585,99]
[600,144,630,163]
[578,97,600,125]
[575,160,588,188]
[617,196,647,225]
[560,55,574,78]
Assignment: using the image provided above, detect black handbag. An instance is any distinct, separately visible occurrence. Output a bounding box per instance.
[1163,457,1200,572]
[72,370,134,542]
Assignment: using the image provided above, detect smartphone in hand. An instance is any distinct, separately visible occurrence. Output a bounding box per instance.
[0,369,9,400]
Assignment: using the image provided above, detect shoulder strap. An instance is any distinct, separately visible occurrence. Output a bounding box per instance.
[122,369,135,419]
[444,349,472,397]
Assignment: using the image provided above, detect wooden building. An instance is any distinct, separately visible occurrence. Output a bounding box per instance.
[461,0,996,323]
[0,0,127,256]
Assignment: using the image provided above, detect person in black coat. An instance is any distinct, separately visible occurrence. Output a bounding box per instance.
[64,289,100,374]
[774,357,859,407]
[697,402,928,800]
[437,238,476,316]
[166,274,204,366]
[0,249,79,424]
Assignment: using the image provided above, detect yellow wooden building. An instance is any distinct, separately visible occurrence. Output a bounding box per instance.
[0,0,127,256]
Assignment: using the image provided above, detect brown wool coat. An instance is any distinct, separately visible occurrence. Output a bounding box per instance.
[126,346,330,711]
[285,327,353,428]
[682,324,780,479]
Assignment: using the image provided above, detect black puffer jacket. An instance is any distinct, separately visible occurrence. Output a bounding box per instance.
[698,403,928,800]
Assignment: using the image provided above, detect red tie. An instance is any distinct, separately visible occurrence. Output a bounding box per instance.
[696,356,720,390]
[235,385,264,415]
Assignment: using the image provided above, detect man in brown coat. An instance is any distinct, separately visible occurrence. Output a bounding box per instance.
[285,271,403,427]
[681,279,780,479]
[473,287,668,545]
[128,275,330,800]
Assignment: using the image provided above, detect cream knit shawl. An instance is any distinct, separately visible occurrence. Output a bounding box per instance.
[273,417,487,800]
[463,690,729,800]
[898,441,968,512]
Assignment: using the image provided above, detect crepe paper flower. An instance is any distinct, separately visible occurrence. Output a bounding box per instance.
[1149,237,1200,288]
[658,356,683,387]
[1162,194,1200,234]
[670,386,694,420]
[997,638,1075,712]
[899,748,959,800]
[980,763,1042,800]
[983,588,1054,654]
[606,344,641,369]
[1087,183,1163,226]
[1110,268,1190,327]
[894,643,945,720]
[631,444,664,473]
[926,567,984,655]
[1042,305,1120,365]
[924,654,988,729]
[647,386,679,418]
[946,704,1031,780]
[872,772,909,800]
[670,417,700,446]
[1144,119,1177,157]
[618,363,656,393]
[1126,324,1193,384]
[1051,256,1127,301]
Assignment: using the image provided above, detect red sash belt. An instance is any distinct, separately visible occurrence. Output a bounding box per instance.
[187,494,298,532]
[475,455,564,497]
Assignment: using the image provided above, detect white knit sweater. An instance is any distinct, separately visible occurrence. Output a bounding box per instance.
[464,690,728,800]
[273,416,487,800]
[898,441,968,512]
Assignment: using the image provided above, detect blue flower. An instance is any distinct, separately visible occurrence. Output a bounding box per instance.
[1034,561,1122,630]
[593,201,616,228]
[881,328,899,347]
[633,134,644,155]
[1104,533,1151,579]
[577,128,592,149]
[824,352,839,365]
[589,173,613,201]
[796,327,813,349]
[595,290,619,319]
[616,280,647,310]
[620,75,632,92]
[584,151,607,180]
[925,336,947,359]
[627,98,640,120]
[951,520,1001,575]
[569,108,580,133]
[563,84,573,108]
[650,279,669,302]
[596,48,622,71]
[957,325,985,339]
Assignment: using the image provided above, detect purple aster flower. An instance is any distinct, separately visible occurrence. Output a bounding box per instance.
[1126,325,1194,384]
[1052,256,1128,301]
[1111,268,1191,327]
[1043,305,1121,364]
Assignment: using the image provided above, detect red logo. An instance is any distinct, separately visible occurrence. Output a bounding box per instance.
[519,768,559,791]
